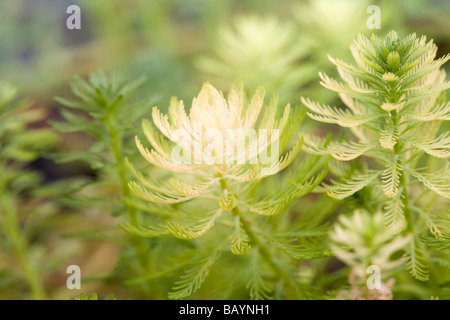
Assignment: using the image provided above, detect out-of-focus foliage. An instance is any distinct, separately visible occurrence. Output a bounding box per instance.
[330,210,410,300]
[196,16,315,103]
[51,71,182,299]
[0,82,59,299]
[0,0,449,300]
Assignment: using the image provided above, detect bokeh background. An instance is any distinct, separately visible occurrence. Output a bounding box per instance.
[0,0,449,299]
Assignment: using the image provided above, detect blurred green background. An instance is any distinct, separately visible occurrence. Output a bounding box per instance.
[0,0,449,299]
[1,0,449,101]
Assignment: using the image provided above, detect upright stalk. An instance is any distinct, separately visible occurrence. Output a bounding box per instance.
[106,114,138,226]
[0,192,47,300]
[218,175,294,286]
[392,110,414,234]
[106,110,156,296]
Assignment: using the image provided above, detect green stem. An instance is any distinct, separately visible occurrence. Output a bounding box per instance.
[106,116,138,226]
[1,192,47,300]
[392,111,414,234]
[399,173,414,233]
[218,176,294,286]
[106,112,155,296]
[234,206,294,284]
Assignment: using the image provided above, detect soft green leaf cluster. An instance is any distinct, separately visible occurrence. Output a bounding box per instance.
[303,31,450,282]
[117,82,330,299]
[0,82,60,299]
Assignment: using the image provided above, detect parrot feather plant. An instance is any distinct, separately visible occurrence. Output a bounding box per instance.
[122,83,329,299]
[0,82,60,299]
[52,71,175,298]
[196,16,315,104]
[330,209,411,300]
[302,31,450,283]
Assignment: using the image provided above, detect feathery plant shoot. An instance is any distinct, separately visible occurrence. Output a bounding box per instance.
[303,31,450,281]
[52,71,168,297]
[196,16,313,102]
[122,83,329,299]
[0,83,59,299]
[330,210,411,300]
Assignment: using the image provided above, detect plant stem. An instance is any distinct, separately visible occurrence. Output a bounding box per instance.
[106,111,155,296]
[107,115,138,226]
[392,111,414,234]
[1,192,47,300]
[234,206,294,284]
[399,173,414,233]
[218,176,294,286]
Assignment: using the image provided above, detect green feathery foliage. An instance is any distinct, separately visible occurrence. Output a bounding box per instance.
[52,71,175,298]
[196,16,315,104]
[122,83,329,299]
[330,209,411,299]
[303,31,450,281]
[0,82,59,299]
[52,71,185,224]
